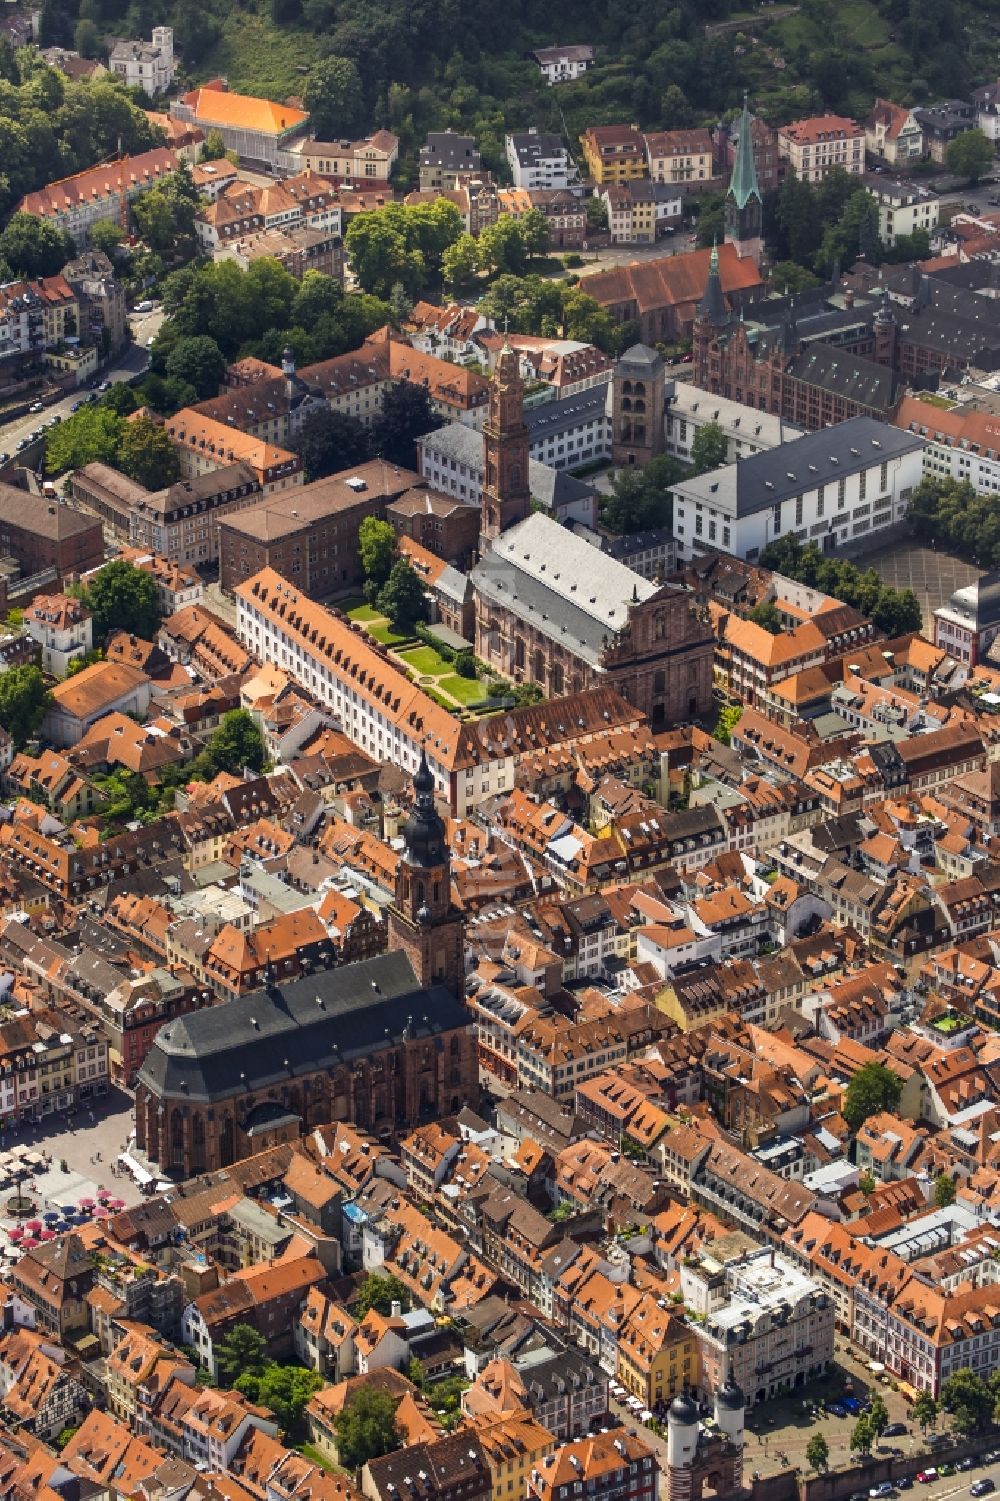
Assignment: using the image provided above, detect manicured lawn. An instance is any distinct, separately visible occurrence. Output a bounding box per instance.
[369,622,411,646]
[398,644,450,675]
[347,602,381,623]
[439,674,488,705]
[297,1443,346,1475]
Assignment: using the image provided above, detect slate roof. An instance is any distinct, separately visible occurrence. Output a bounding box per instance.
[784,344,900,412]
[471,511,656,666]
[420,422,594,513]
[137,949,467,1103]
[673,415,923,519]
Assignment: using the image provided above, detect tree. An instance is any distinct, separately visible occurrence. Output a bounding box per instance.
[749,600,783,634]
[73,18,101,58]
[913,1393,937,1433]
[858,1171,876,1196]
[204,709,266,777]
[334,1385,401,1470]
[377,559,429,633]
[164,336,227,400]
[945,129,995,184]
[868,1394,889,1437]
[477,216,529,278]
[934,1171,957,1208]
[442,234,480,294]
[407,1355,426,1388]
[842,1061,903,1133]
[0,213,74,279]
[303,56,364,140]
[851,1414,874,1456]
[358,517,397,596]
[0,666,51,749]
[941,1369,994,1434]
[388,280,413,330]
[371,381,437,468]
[215,1324,267,1388]
[602,455,682,534]
[519,207,551,261]
[117,416,180,490]
[585,197,608,233]
[82,560,161,644]
[46,406,123,475]
[689,422,729,475]
[768,261,820,295]
[695,196,726,249]
[293,407,371,480]
[249,1364,323,1441]
[355,1272,410,1318]
[201,129,227,162]
[89,218,124,258]
[713,704,742,746]
[805,1434,829,1474]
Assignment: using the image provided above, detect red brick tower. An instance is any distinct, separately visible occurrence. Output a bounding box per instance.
[480,340,531,554]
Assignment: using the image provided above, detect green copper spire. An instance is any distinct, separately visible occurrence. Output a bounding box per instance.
[729,92,762,211]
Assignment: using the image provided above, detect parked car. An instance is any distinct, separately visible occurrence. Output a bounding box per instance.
[916,1471,937,1484]
[870,1482,896,1497]
[958,1458,977,1472]
[844,1397,863,1415]
[938,1464,956,1477]
[971,1480,995,1497]
[883,1425,908,1438]
[896,1479,913,1491]
[28,401,43,413]
[70,399,82,411]
[0,453,8,464]
[828,1403,848,1417]
[97,380,111,391]
[134,299,154,312]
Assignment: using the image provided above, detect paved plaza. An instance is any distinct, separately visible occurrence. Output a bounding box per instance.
[854,538,979,627]
[0,1087,142,1260]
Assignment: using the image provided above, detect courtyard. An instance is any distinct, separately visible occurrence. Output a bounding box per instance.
[853,538,979,627]
[346,603,495,714]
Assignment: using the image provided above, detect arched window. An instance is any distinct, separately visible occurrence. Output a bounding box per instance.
[551,663,564,695]
[515,636,525,669]
[633,381,646,396]
[654,669,665,693]
[633,398,645,413]
[509,464,520,488]
[622,397,632,412]
[622,379,633,394]
[533,648,545,681]
[620,420,632,441]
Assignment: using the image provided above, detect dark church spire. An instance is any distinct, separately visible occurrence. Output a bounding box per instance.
[697,241,730,327]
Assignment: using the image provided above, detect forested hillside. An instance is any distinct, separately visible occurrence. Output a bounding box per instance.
[35,0,1000,185]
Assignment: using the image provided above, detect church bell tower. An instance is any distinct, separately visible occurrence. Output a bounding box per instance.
[725,93,763,268]
[386,749,465,995]
[480,339,531,555]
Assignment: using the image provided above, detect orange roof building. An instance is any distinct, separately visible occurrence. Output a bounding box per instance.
[172,83,309,168]
[19,148,179,245]
[583,242,763,342]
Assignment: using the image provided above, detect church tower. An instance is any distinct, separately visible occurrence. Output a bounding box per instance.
[386,749,464,995]
[480,340,531,555]
[725,93,763,267]
[693,242,731,390]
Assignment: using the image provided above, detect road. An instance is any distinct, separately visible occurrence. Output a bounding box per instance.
[0,306,164,459]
